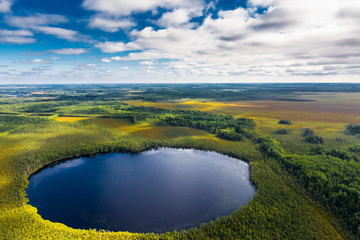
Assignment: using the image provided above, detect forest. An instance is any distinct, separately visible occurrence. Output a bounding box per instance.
[0,83,359,239]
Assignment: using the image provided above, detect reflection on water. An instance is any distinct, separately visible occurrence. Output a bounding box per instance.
[27,148,255,233]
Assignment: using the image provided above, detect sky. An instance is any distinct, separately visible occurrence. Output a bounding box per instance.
[0,0,360,84]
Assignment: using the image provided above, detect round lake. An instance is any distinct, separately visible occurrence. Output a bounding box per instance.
[27,148,256,233]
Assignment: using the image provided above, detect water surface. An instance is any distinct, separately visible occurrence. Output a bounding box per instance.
[27,148,255,233]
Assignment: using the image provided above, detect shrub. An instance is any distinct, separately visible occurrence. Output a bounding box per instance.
[216,128,243,141]
[302,128,314,137]
[349,145,360,154]
[273,128,291,135]
[257,136,284,159]
[278,119,292,125]
[328,149,351,161]
[309,147,326,155]
[304,136,324,144]
[345,124,360,135]
[335,137,346,142]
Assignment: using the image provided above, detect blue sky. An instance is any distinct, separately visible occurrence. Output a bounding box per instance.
[0,0,359,84]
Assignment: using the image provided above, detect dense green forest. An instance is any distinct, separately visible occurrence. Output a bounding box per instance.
[0,84,359,239]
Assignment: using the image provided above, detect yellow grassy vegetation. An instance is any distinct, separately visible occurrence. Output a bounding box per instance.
[55,117,90,122]
[92,118,152,133]
[125,99,360,138]
[125,100,257,113]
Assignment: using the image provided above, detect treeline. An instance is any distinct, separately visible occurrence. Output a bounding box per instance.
[101,106,256,141]
[155,111,255,141]
[255,132,360,238]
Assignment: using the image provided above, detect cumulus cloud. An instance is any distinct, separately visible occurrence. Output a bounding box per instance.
[100,58,112,63]
[88,15,135,32]
[140,61,154,65]
[3,0,360,81]
[157,8,202,28]
[100,56,123,63]
[110,56,122,61]
[95,41,141,53]
[0,0,13,13]
[82,0,203,16]
[50,48,88,55]
[97,0,360,78]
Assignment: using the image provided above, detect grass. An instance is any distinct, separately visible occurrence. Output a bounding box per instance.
[55,117,90,122]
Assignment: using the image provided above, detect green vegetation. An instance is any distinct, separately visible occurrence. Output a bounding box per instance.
[1,84,360,239]
[273,128,291,135]
[278,119,292,125]
[304,136,325,144]
[303,128,315,137]
[346,124,360,135]
[349,145,360,154]
[280,154,360,236]
[156,111,255,140]
[216,128,243,141]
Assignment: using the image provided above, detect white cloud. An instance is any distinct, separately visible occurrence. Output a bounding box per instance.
[110,56,122,61]
[5,13,87,42]
[34,27,78,41]
[140,61,154,65]
[157,8,202,28]
[100,56,122,63]
[0,29,35,44]
[101,58,112,63]
[96,41,141,53]
[107,0,360,78]
[6,13,68,28]
[0,0,13,13]
[30,59,52,64]
[50,48,88,55]
[34,27,79,41]
[82,0,203,16]
[87,63,97,67]
[89,15,135,32]
[0,30,33,36]
[248,0,275,7]
[0,36,36,44]
[3,0,360,82]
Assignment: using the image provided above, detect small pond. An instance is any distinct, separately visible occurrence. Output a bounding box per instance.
[27,148,256,233]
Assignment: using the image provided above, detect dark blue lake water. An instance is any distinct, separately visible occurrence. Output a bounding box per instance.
[27,148,255,233]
